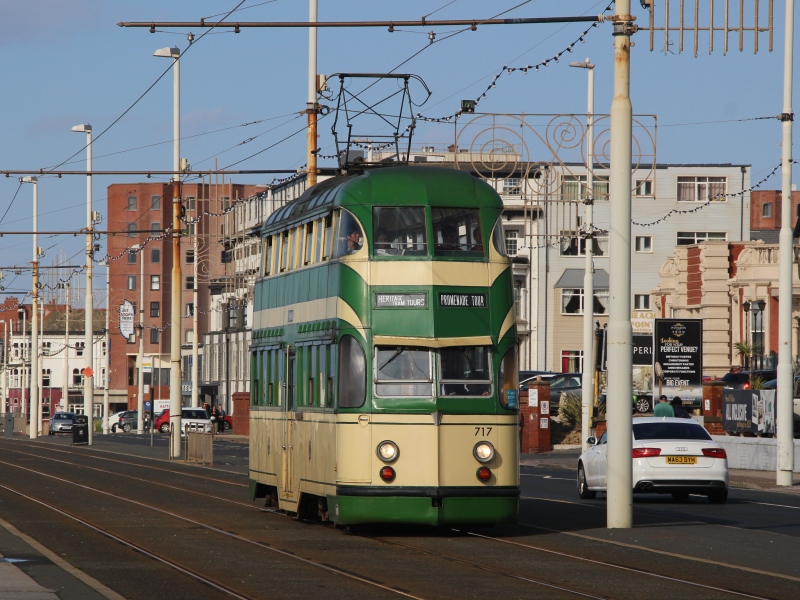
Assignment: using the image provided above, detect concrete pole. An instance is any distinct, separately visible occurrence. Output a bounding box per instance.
[38,301,43,432]
[572,59,596,452]
[62,283,69,412]
[26,177,39,439]
[191,228,199,407]
[169,51,183,458]
[776,0,795,487]
[606,0,634,529]
[103,264,110,434]
[307,0,318,185]
[137,247,145,434]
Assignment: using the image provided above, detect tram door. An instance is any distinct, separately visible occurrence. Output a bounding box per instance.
[280,347,297,502]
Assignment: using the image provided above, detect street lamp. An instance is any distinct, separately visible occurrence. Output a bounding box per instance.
[21,176,39,438]
[71,123,94,443]
[742,300,752,369]
[154,45,183,457]
[751,300,766,369]
[570,58,596,452]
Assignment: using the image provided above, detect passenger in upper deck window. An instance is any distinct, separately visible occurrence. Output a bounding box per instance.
[375,227,401,256]
[345,227,362,254]
[436,225,460,251]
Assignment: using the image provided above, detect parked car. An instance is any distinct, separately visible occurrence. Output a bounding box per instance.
[117,411,140,433]
[108,410,136,433]
[577,417,729,503]
[546,373,583,407]
[48,412,76,435]
[721,369,777,390]
[153,408,213,434]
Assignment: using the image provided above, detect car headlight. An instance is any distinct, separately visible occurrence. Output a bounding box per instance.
[377,440,399,462]
[473,441,494,463]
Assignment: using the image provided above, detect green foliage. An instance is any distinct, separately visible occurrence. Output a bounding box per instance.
[558,393,583,428]
[749,375,765,390]
[734,341,752,367]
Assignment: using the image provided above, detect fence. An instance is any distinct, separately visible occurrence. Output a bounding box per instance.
[167,422,213,466]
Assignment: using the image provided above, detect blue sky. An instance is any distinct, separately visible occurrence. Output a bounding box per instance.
[0,1,796,304]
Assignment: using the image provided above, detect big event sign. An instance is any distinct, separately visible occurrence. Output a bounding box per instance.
[653,319,703,407]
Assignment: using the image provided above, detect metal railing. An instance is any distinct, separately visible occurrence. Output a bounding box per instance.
[167,422,213,466]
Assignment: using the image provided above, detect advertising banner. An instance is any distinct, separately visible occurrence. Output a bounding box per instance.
[722,388,776,434]
[653,319,703,407]
[119,300,135,340]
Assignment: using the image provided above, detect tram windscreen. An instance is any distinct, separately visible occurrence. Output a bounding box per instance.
[439,346,492,396]
[432,208,482,256]
[375,347,433,396]
[372,207,427,256]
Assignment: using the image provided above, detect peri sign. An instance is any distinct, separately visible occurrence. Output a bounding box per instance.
[119,300,135,340]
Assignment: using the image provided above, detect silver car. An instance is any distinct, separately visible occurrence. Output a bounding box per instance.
[49,412,77,435]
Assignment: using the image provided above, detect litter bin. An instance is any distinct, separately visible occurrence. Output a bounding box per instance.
[72,414,89,445]
[4,414,13,437]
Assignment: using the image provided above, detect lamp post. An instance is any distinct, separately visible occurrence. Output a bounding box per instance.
[742,300,752,369]
[154,46,183,458]
[751,300,766,370]
[21,176,39,438]
[570,57,595,452]
[71,123,94,443]
[103,263,110,434]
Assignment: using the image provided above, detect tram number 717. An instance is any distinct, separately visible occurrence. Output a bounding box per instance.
[474,427,492,436]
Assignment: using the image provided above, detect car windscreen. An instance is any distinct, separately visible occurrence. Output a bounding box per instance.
[53,414,72,420]
[633,422,712,441]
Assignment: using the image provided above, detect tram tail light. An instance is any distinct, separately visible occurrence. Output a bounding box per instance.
[476,467,492,482]
[380,466,396,482]
[702,448,727,459]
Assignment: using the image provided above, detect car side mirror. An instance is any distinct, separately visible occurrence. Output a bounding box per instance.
[586,436,596,446]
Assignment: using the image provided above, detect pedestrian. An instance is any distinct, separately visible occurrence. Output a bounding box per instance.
[654,394,675,417]
[671,396,691,418]
[210,405,220,434]
[202,402,211,418]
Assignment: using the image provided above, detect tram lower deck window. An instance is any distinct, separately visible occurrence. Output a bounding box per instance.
[375,347,433,397]
[439,346,492,396]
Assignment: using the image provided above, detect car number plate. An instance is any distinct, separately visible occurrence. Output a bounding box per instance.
[666,456,697,464]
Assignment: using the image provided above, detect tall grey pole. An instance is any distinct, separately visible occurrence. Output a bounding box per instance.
[24,177,39,439]
[606,0,634,529]
[169,49,183,457]
[137,246,145,434]
[103,264,110,433]
[571,59,596,452]
[776,0,795,487]
[191,229,199,407]
[62,283,69,412]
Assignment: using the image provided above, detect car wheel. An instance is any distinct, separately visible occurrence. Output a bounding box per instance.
[671,491,690,502]
[577,464,596,499]
[111,424,117,433]
[160,423,170,433]
[224,420,231,431]
[708,488,728,504]
[636,396,651,413]
[122,423,132,433]
[49,431,54,436]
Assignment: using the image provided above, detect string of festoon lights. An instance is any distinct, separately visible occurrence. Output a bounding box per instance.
[415,2,615,124]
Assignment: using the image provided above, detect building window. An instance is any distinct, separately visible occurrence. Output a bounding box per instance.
[677,176,726,202]
[677,231,727,245]
[228,303,238,328]
[151,222,160,233]
[127,195,137,211]
[127,276,136,291]
[150,302,160,317]
[561,350,583,373]
[505,230,519,256]
[151,195,161,209]
[185,196,195,211]
[72,368,82,386]
[186,276,194,291]
[561,288,609,315]
[150,328,159,344]
[562,175,609,202]
[502,177,521,195]
[560,231,609,257]
[634,294,651,310]
[635,180,653,196]
[127,251,137,264]
[151,248,160,263]
[42,369,51,387]
[762,202,773,218]
[127,223,136,237]
[76,342,84,357]
[186,249,195,264]
[634,236,652,252]
[150,275,160,290]
[186,330,194,344]
[186,303,194,317]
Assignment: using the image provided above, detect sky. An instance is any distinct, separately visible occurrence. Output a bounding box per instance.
[0,0,797,307]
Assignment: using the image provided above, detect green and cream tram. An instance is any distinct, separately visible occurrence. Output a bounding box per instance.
[249,166,520,526]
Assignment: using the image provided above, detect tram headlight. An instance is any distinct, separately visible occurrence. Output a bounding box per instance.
[377,440,399,463]
[473,441,494,463]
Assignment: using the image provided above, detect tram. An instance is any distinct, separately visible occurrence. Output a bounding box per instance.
[249,166,520,526]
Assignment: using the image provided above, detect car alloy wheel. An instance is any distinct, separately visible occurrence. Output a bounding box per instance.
[577,464,596,499]
[636,397,651,413]
[224,421,231,431]
[160,423,170,433]
[122,423,132,433]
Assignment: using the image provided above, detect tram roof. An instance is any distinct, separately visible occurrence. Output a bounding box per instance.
[259,166,503,235]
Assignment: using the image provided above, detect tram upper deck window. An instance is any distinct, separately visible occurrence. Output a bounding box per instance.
[432,208,483,256]
[335,210,364,257]
[372,207,427,256]
[375,346,433,397]
[439,346,492,397]
[492,217,509,257]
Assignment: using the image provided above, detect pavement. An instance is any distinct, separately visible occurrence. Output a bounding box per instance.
[1,432,798,599]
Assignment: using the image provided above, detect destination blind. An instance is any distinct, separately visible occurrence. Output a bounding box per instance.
[439,293,487,308]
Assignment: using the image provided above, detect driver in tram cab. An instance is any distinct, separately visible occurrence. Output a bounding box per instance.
[437,225,460,251]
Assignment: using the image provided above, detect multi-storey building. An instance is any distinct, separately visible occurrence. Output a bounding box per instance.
[106,182,263,414]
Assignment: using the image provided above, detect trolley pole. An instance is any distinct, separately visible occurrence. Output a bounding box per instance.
[307,0,318,186]
[776,0,795,487]
[606,0,634,529]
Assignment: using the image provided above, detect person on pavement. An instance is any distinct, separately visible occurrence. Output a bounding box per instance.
[654,394,675,417]
[671,396,691,418]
